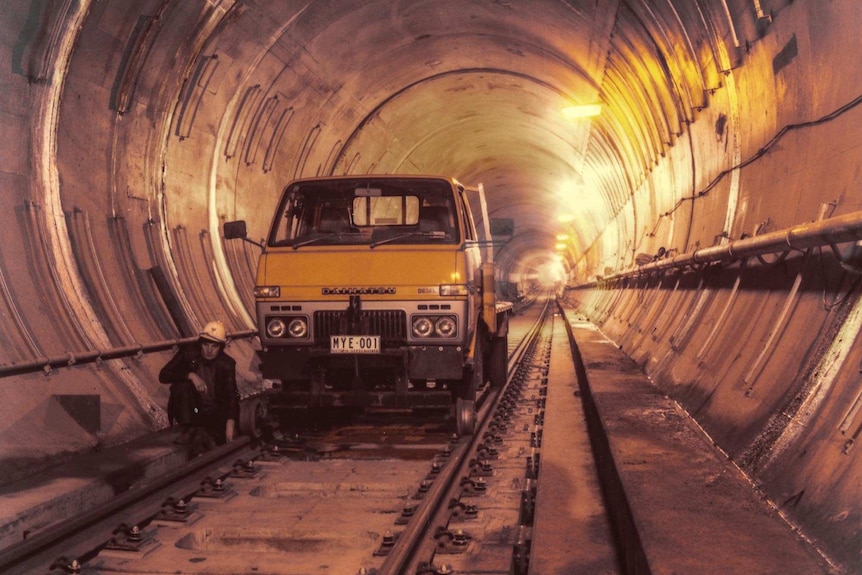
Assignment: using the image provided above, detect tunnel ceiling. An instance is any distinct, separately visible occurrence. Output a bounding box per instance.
[202,0,611,259]
[11,0,764,324]
[136,0,716,286]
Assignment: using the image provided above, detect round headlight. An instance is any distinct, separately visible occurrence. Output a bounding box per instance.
[266,318,286,338]
[412,317,434,338]
[288,317,308,338]
[435,316,457,337]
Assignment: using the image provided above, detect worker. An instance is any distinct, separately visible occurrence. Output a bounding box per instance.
[159,320,239,452]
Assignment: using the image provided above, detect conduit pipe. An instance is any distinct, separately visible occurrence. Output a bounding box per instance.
[571,210,862,287]
[0,330,257,378]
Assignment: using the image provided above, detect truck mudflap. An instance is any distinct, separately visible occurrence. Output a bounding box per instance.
[407,345,465,379]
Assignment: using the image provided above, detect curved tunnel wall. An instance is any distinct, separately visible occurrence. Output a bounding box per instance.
[0,0,859,569]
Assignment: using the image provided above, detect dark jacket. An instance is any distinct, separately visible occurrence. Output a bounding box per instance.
[159,345,240,428]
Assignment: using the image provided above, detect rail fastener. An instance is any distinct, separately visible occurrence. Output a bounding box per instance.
[469,459,494,477]
[415,561,454,575]
[373,529,400,556]
[459,476,487,496]
[395,505,417,525]
[102,523,160,557]
[230,459,260,479]
[447,498,479,520]
[433,527,472,553]
[49,556,82,574]
[194,476,235,502]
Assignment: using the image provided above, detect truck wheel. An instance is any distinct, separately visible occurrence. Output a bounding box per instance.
[239,396,267,440]
[455,397,476,436]
[488,334,508,388]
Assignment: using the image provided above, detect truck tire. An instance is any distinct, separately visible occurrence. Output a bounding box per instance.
[454,334,483,400]
[455,397,476,436]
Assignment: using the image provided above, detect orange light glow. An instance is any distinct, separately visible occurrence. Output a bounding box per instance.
[561,104,602,119]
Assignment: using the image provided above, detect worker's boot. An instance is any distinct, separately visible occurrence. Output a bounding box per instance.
[173,425,191,444]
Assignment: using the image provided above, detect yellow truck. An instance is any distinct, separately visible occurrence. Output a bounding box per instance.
[225,175,511,434]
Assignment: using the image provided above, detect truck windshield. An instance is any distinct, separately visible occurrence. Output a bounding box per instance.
[267,178,460,248]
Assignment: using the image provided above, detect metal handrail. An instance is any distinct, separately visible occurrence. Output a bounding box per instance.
[570,210,862,287]
[0,330,257,378]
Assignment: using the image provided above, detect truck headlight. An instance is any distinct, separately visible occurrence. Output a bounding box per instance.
[266,318,286,338]
[412,317,434,337]
[412,315,458,338]
[288,317,308,338]
[255,286,280,298]
[435,316,457,337]
[265,316,308,339]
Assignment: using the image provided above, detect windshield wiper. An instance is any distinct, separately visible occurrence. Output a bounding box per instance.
[370,230,446,249]
[291,231,363,250]
[291,233,336,250]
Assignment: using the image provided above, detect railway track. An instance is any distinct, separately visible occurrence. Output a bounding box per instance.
[2,297,835,574]
[375,297,551,575]
[4,296,574,575]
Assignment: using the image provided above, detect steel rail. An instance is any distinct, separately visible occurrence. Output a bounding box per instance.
[571,210,862,287]
[378,296,553,574]
[0,329,257,378]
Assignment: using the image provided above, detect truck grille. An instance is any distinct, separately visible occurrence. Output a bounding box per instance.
[313,310,406,346]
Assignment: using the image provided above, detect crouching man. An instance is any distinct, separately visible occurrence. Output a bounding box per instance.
[160,321,239,451]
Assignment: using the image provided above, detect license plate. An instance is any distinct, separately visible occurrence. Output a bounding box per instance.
[330,335,381,354]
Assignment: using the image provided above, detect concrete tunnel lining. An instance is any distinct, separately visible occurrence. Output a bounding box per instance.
[0,0,860,571]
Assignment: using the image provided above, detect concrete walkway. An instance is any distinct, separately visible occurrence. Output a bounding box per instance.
[557,305,834,574]
[0,428,188,554]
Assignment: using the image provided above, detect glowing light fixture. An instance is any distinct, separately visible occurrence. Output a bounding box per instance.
[556,234,569,241]
[555,243,567,251]
[562,104,602,119]
[558,213,575,223]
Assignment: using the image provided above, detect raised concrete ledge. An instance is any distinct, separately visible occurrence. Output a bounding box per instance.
[0,429,188,554]
[558,307,834,575]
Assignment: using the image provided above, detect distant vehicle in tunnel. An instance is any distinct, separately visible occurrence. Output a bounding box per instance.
[225,175,511,434]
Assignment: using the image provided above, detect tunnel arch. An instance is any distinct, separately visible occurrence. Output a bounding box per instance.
[1,2,861,569]
[332,66,599,172]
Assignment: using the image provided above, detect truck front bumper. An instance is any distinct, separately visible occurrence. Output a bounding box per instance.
[259,345,465,381]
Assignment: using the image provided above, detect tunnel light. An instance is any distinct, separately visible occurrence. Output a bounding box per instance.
[558,213,575,223]
[555,243,568,251]
[562,104,602,119]
[556,233,569,241]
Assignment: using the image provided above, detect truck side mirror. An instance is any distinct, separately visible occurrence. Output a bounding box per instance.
[224,220,263,249]
[224,220,248,239]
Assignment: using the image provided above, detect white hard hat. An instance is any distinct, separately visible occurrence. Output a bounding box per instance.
[199,320,227,344]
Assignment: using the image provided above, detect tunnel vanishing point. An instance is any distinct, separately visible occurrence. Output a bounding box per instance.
[0,0,860,571]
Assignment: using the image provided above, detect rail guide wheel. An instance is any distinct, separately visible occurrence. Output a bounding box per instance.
[239,395,268,440]
[455,397,476,436]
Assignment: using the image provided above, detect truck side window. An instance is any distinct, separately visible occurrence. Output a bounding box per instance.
[457,190,477,241]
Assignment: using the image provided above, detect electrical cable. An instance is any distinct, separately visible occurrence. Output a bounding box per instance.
[818,245,862,311]
[647,92,862,237]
